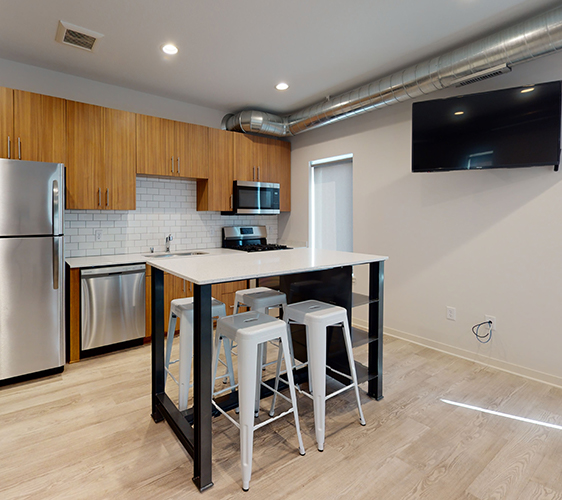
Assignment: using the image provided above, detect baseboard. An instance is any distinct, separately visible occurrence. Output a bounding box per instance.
[352,318,562,389]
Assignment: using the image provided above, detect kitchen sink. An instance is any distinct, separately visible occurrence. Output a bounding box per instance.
[145,251,208,258]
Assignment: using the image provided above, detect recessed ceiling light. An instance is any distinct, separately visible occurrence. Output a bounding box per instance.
[454,111,464,116]
[521,87,535,93]
[162,44,179,55]
[275,82,289,91]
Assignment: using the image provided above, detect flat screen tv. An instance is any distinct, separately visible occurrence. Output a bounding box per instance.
[412,81,562,173]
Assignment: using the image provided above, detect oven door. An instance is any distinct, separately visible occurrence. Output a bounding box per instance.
[234,181,280,214]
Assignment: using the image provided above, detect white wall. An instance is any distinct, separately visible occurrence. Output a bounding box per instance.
[0,57,225,127]
[283,51,562,386]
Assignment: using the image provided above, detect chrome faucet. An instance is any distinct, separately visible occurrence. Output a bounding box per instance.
[165,234,173,252]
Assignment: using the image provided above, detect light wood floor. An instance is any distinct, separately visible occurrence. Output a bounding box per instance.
[2,335,562,500]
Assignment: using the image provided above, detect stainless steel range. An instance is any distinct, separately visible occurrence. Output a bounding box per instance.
[222,226,291,252]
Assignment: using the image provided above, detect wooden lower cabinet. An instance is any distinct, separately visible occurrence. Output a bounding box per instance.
[212,280,250,315]
[67,267,81,363]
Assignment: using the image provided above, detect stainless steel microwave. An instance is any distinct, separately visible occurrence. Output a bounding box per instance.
[229,180,280,215]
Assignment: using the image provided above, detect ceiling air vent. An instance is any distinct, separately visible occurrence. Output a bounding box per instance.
[452,64,512,88]
[55,21,104,52]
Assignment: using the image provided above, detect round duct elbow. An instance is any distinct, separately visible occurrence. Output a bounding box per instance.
[221,110,290,137]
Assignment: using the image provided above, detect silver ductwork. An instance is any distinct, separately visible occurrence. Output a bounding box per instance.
[223,5,562,137]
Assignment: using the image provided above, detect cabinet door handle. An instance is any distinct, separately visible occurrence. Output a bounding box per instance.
[106,188,109,207]
[98,187,102,207]
[258,166,260,180]
[230,194,233,210]
[252,166,255,180]
[7,136,10,159]
[177,157,180,174]
[171,156,174,173]
[183,280,185,293]
[18,137,21,160]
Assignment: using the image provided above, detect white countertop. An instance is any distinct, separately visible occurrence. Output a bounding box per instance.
[65,247,238,268]
[147,248,388,285]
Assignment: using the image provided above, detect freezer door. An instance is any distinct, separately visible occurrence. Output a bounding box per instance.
[0,236,64,380]
[0,159,65,237]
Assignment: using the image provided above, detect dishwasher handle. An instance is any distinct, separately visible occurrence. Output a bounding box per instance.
[81,264,146,278]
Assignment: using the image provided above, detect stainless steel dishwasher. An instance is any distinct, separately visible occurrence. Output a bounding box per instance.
[80,264,146,351]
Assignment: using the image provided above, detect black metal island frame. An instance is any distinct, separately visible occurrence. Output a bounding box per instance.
[148,248,388,492]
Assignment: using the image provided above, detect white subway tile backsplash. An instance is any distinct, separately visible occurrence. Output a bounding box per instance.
[64,177,279,258]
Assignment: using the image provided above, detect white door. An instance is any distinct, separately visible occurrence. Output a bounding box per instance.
[310,155,353,251]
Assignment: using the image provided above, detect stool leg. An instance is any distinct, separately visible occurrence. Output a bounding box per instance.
[237,336,258,491]
[164,312,178,388]
[178,315,193,412]
[223,337,236,391]
[279,331,305,456]
[268,339,285,417]
[307,324,327,452]
[213,333,236,396]
[341,318,366,426]
[254,343,264,417]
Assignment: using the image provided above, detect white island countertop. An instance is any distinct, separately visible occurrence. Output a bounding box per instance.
[147,248,388,285]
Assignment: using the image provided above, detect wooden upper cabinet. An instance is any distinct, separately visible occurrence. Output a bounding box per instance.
[270,139,291,211]
[136,114,173,176]
[66,101,136,210]
[0,88,65,163]
[66,101,103,209]
[198,128,234,211]
[176,122,209,179]
[233,133,256,181]
[137,114,209,179]
[14,90,66,163]
[104,108,137,210]
[0,87,14,159]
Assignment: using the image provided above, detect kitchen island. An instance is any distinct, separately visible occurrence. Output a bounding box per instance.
[147,247,388,492]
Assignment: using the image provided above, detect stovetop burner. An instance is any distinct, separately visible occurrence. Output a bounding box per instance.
[238,243,290,252]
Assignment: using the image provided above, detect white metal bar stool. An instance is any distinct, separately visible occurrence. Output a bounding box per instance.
[213,311,305,491]
[165,297,234,411]
[234,287,289,416]
[271,299,366,452]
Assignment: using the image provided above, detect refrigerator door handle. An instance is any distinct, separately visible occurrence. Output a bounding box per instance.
[52,179,60,236]
[53,238,60,290]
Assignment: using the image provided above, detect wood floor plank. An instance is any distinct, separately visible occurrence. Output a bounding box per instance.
[2,336,562,499]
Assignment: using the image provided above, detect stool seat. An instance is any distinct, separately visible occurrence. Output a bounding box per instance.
[281,299,346,326]
[165,296,233,412]
[214,311,305,491]
[273,299,366,452]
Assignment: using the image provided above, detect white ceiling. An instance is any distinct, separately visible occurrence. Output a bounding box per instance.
[0,0,560,115]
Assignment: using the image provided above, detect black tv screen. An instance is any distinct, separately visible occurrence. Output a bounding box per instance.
[412,81,562,173]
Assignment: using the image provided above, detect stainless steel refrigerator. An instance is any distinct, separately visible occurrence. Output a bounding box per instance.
[0,159,65,382]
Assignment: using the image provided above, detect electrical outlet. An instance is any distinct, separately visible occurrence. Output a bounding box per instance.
[95,229,103,241]
[485,315,497,331]
[446,306,456,321]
